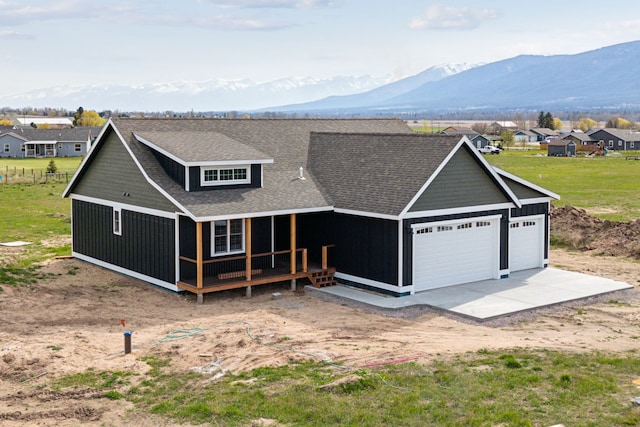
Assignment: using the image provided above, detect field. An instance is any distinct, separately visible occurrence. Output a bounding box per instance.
[484,149,640,222]
[2,155,640,426]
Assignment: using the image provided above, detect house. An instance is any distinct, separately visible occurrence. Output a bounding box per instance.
[514,130,537,144]
[63,118,559,303]
[488,121,519,135]
[589,128,640,151]
[439,129,490,149]
[0,127,101,158]
[548,139,576,157]
[530,128,559,142]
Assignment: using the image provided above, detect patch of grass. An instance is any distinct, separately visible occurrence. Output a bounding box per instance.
[0,263,50,287]
[46,345,62,351]
[46,349,640,426]
[52,369,132,389]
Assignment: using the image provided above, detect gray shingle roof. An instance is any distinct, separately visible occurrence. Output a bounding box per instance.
[14,127,94,142]
[109,118,414,219]
[134,131,272,164]
[307,132,462,216]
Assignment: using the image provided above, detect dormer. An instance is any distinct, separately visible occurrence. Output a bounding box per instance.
[134,131,273,191]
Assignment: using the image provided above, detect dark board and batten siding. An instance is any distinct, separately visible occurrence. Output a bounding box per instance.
[189,164,262,191]
[72,131,176,212]
[331,213,399,286]
[151,149,185,188]
[72,199,175,283]
[403,209,510,285]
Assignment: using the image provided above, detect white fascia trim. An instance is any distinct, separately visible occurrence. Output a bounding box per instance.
[410,214,502,230]
[404,203,514,219]
[398,137,521,218]
[73,252,179,292]
[334,272,406,293]
[518,197,555,205]
[70,194,177,219]
[494,166,561,200]
[193,205,334,222]
[333,207,398,221]
[189,159,273,166]
[133,133,273,167]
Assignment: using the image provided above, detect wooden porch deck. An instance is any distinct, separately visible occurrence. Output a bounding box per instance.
[177,266,336,295]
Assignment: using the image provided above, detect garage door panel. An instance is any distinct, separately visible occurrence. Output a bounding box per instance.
[413,219,499,291]
[510,218,543,272]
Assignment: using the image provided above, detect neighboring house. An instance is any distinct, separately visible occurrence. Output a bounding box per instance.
[530,128,559,142]
[63,118,558,303]
[440,129,490,148]
[0,127,100,157]
[548,140,576,157]
[589,128,640,151]
[489,121,519,135]
[514,130,537,143]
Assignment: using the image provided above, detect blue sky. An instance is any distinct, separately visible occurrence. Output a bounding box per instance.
[3,0,640,94]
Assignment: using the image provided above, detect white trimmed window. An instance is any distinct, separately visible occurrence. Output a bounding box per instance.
[113,208,122,235]
[3,144,9,152]
[74,143,82,152]
[201,166,250,186]
[212,219,244,256]
[58,143,63,149]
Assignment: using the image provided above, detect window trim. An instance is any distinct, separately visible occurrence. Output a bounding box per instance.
[113,207,122,236]
[211,219,245,256]
[201,165,250,187]
[3,143,9,152]
[74,143,82,152]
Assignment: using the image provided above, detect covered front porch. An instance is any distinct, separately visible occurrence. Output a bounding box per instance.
[23,141,57,158]
[177,213,336,303]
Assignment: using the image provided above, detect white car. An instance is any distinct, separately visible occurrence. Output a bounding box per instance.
[478,145,500,154]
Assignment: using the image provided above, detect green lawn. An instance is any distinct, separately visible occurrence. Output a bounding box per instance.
[485,150,640,221]
[54,349,640,426]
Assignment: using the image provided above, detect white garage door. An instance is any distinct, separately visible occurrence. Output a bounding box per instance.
[413,217,499,292]
[509,218,543,272]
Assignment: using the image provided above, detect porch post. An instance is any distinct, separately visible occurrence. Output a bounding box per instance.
[245,217,252,281]
[290,213,296,274]
[196,222,203,289]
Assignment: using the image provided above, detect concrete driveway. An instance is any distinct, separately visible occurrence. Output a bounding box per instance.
[311,268,633,321]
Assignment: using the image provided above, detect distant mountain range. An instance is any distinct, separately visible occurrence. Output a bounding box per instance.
[0,64,471,113]
[2,41,639,114]
[276,40,640,115]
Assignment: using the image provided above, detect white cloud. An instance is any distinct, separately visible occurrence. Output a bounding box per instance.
[0,30,34,40]
[205,0,335,8]
[410,4,498,30]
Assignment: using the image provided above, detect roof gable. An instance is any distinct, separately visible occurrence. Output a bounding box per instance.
[407,144,512,213]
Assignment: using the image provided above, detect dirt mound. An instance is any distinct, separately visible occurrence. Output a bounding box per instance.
[551,205,640,258]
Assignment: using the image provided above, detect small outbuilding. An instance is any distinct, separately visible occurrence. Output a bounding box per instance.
[548,140,576,157]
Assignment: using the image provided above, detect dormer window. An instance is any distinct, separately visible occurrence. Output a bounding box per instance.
[201,166,250,186]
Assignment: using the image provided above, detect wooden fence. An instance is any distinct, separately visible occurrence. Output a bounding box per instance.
[0,166,71,184]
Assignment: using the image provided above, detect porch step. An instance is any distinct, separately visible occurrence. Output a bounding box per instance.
[307,269,337,288]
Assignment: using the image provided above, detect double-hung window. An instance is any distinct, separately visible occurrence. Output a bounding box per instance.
[113,207,122,236]
[212,219,244,256]
[201,166,250,186]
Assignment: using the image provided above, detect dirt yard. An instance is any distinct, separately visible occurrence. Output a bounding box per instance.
[1,209,640,425]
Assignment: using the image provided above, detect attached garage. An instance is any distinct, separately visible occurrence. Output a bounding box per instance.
[412,216,501,291]
[509,216,544,272]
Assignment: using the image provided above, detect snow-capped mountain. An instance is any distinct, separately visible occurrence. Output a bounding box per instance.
[0,64,474,112]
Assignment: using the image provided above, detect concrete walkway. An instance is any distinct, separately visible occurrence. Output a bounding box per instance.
[309,268,633,321]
